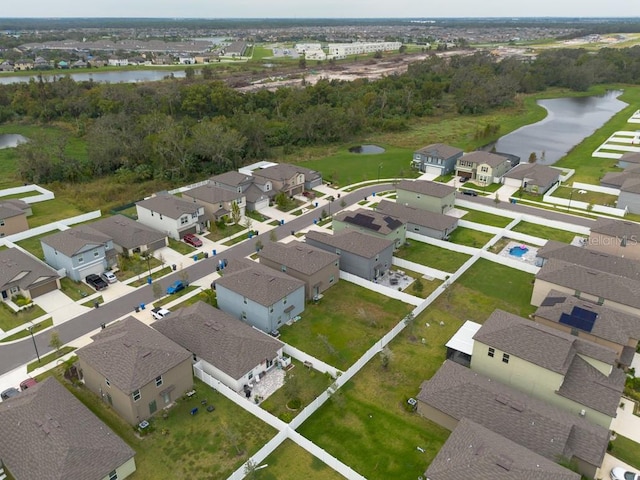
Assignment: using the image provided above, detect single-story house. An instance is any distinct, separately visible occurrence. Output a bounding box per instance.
[136,193,207,241]
[210,172,271,211]
[0,247,61,301]
[333,208,406,249]
[424,418,580,480]
[182,182,246,222]
[305,230,395,281]
[0,199,31,237]
[600,165,640,189]
[617,151,640,169]
[586,217,640,260]
[411,143,463,176]
[77,316,193,426]
[153,301,284,392]
[396,179,456,214]
[0,376,136,480]
[258,241,339,300]
[416,360,609,480]
[535,239,634,270]
[472,309,624,429]
[533,290,640,369]
[374,200,458,240]
[455,151,517,186]
[41,225,117,281]
[214,260,305,333]
[87,214,168,256]
[617,177,640,214]
[502,163,561,195]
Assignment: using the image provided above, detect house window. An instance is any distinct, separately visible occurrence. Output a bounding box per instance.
[488,347,495,358]
[0,219,4,226]
[159,214,163,220]
[10,286,19,294]
[109,471,118,480]
[281,265,287,272]
[155,375,163,387]
[270,306,274,313]
[248,372,253,380]
[180,216,188,225]
[78,255,84,263]
[335,249,341,255]
[502,353,510,364]
[191,213,197,219]
[105,378,111,387]
[334,261,339,267]
[283,296,287,305]
[242,311,247,320]
[480,166,489,173]
[93,249,99,257]
[132,389,141,402]
[151,211,154,217]
[329,275,335,284]
[243,297,248,304]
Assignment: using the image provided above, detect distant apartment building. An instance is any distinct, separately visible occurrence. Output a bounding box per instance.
[327,42,402,59]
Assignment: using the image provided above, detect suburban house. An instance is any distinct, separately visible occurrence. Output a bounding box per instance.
[0,377,136,480]
[502,163,561,195]
[136,194,207,241]
[210,171,271,211]
[600,165,640,189]
[534,290,640,369]
[416,360,609,479]
[333,208,406,249]
[455,151,516,185]
[410,143,464,176]
[424,417,580,480]
[258,241,340,300]
[88,214,168,256]
[0,247,61,301]
[0,199,31,237]
[587,217,640,260]
[181,183,246,222]
[396,179,455,214]
[471,309,624,429]
[616,178,640,214]
[77,316,193,426]
[214,260,305,333]
[374,199,458,240]
[251,163,307,197]
[41,225,117,281]
[617,151,640,169]
[305,230,395,281]
[153,301,284,392]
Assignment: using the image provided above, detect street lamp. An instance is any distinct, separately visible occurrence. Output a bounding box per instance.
[27,325,40,363]
[378,163,383,182]
[568,189,574,211]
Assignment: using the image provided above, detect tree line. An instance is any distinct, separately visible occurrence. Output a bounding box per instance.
[4,46,640,184]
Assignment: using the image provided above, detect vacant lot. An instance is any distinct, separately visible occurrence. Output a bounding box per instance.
[446,227,494,248]
[394,241,471,273]
[510,221,578,244]
[457,207,513,227]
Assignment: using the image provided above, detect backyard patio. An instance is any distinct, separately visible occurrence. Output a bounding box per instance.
[497,240,539,265]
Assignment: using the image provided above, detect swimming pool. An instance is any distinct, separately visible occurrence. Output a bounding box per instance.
[509,245,529,257]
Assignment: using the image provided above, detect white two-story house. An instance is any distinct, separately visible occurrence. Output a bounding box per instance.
[136,194,207,241]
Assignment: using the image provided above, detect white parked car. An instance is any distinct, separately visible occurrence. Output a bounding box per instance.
[151,307,170,320]
[611,467,640,480]
[101,271,117,283]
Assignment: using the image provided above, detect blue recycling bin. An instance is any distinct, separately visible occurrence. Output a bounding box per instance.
[248,232,253,239]
[372,192,376,197]
[212,249,217,256]
[313,218,317,224]
[193,254,198,261]
[139,303,145,310]
[280,219,285,225]
[147,276,152,285]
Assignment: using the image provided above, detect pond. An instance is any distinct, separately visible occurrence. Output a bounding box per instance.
[491,90,627,165]
[0,134,28,149]
[349,144,386,154]
[0,69,188,85]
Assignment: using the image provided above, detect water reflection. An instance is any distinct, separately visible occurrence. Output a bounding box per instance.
[0,134,28,149]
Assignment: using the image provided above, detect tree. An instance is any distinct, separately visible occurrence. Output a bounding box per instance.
[230,201,241,225]
[528,152,538,163]
[255,239,263,252]
[298,56,306,69]
[49,330,62,352]
[244,459,263,480]
[140,249,154,280]
[221,422,244,456]
[244,217,254,233]
[274,192,289,209]
[269,230,278,242]
[152,282,163,301]
[404,312,416,340]
[494,194,501,205]
[380,346,393,369]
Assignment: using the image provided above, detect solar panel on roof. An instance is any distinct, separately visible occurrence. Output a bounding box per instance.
[559,306,597,332]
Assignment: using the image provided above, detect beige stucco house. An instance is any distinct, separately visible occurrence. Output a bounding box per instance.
[182,183,246,222]
[395,179,455,214]
[0,200,30,237]
[77,316,193,426]
[586,217,640,261]
[251,164,306,197]
[455,151,515,186]
[0,247,61,301]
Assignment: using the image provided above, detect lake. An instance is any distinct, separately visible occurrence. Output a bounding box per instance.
[0,134,28,149]
[0,69,189,85]
[492,90,627,165]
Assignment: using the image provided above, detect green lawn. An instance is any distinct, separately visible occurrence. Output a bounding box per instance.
[153,285,199,308]
[0,190,41,200]
[457,207,513,227]
[168,238,196,255]
[394,241,471,273]
[446,227,494,248]
[26,198,85,228]
[15,231,52,260]
[279,282,411,371]
[550,185,619,206]
[27,346,76,373]
[206,223,246,241]
[245,210,270,222]
[259,439,346,480]
[59,277,94,301]
[129,266,173,287]
[403,274,443,299]
[0,302,48,331]
[222,233,251,247]
[168,290,217,310]
[510,221,578,243]
[464,181,502,193]
[118,254,163,281]
[0,317,52,342]
[611,434,640,471]
[82,295,104,308]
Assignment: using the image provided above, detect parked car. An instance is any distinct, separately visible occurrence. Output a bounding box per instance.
[19,378,37,391]
[462,189,478,196]
[101,271,117,284]
[183,233,203,247]
[1,387,20,401]
[86,273,108,291]
[167,280,186,295]
[610,467,640,480]
[151,307,171,320]
[459,177,468,183]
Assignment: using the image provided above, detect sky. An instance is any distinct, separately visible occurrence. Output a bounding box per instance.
[6,0,640,19]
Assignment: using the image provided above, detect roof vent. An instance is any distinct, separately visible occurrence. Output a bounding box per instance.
[142,351,152,358]
[495,394,510,405]
[496,455,513,471]
[511,401,525,412]
[579,409,586,417]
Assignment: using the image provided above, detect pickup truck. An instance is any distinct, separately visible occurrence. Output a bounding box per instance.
[86,273,108,291]
[151,307,170,320]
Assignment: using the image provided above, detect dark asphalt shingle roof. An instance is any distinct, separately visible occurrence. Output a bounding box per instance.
[375,200,458,232]
[417,360,609,468]
[621,177,640,194]
[334,208,405,235]
[0,377,135,480]
[0,247,59,292]
[251,163,305,182]
[415,143,463,159]
[153,301,283,379]
[258,241,338,276]
[397,179,455,198]
[136,194,203,220]
[425,418,580,480]
[210,171,253,187]
[183,183,244,204]
[88,215,166,250]
[305,229,394,259]
[0,201,25,219]
[41,225,112,257]
[619,152,640,164]
[589,217,640,239]
[502,163,560,187]
[77,316,191,394]
[460,151,511,167]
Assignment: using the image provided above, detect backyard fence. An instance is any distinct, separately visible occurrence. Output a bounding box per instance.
[0,184,54,203]
[339,271,422,306]
[283,344,342,378]
[479,250,540,274]
[572,182,620,195]
[457,219,504,235]
[0,210,102,244]
[406,232,480,256]
[392,257,450,279]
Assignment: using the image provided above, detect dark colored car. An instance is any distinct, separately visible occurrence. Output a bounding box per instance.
[167,280,186,295]
[86,273,108,291]
[183,233,203,247]
[1,387,20,401]
[462,189,478,196]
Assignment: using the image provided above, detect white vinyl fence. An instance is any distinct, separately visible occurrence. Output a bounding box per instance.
[0,210,102,245]
[283,344,342,378]
[339,271,423,306]
[392,257,450,279]
[0,184,54,203]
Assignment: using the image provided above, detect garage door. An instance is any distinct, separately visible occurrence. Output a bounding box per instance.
[147,239,167,252]
[29,279,58,298]
[78,262,106,281]
[179,226,197,238]
[423,165,442,176]
[503,177,522,188]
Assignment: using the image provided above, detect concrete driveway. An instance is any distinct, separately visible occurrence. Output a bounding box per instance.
[32,290,90,325]
[599,452,638,479]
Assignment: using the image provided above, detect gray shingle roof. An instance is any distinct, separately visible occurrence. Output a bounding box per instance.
[425,418,580,480]
[536,258,640,310]
[619,152,640,164]
[417,360,609,468]
[0,247,60,292]
[397,179,455,198]
[334,208,405,235]
[136,194,202,220]
[621,177,640,194]
[215,260,305,307]
[460,151,511,167]
[258,240,338,276]
[0,377,135,480]
[77,316,191,394]
[375,200,458,232]
[589,217,640,239]
[210,171,253,187]
[252,163,304,182]
[305,229,394,259]
[184,183,244,204]
[153,301,283,379]
[502,163,560,187]
[41,225,112,257]
[415,143,463,159]
[534,290,640,347]
[601,170,640,188]
[88,215,166,250]
[0,201,25,219]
